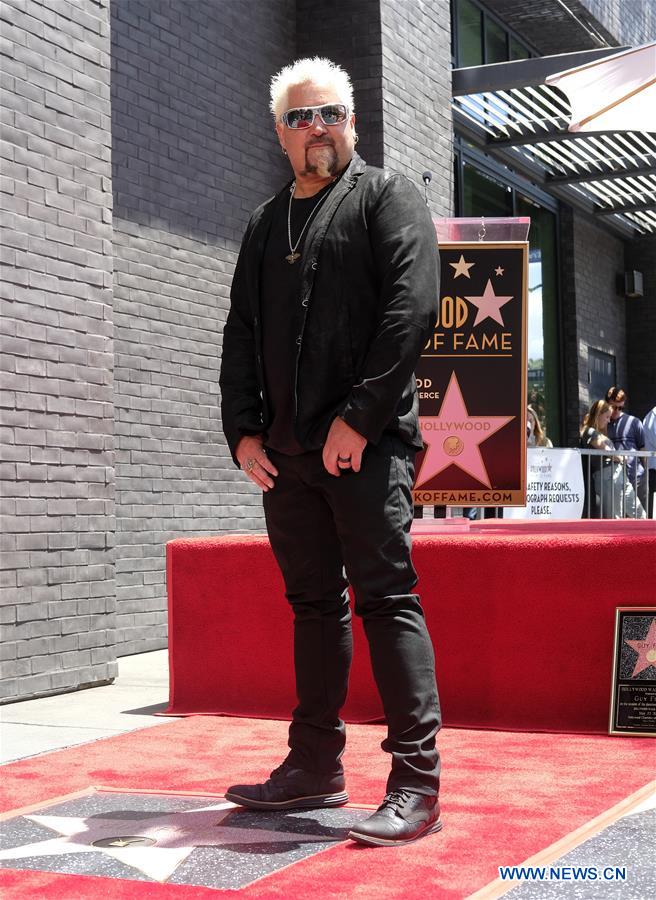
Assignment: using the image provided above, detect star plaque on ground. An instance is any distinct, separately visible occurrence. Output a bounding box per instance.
[0,789,370,890]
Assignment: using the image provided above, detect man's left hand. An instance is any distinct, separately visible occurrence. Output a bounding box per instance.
[323,416,367,476]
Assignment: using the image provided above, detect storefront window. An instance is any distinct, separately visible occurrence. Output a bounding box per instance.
[460,161,561,445]
[462,162,513,217]
[588,348,616,402]
[454,0,532,67]
[510,36,530,60]
[516,196,559,446]
[457,0,483,67]
[485,18,507,63]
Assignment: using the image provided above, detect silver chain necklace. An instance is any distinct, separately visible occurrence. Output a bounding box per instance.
[285,180,334,264]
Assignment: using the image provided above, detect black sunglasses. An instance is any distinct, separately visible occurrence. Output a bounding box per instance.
[281,103,349,129]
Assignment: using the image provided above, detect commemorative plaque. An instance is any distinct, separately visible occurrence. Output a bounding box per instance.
[609,607,656,737]
[414,237,528,507]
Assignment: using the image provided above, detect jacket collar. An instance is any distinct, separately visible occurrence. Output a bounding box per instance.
[248,153,366,303]
[257,151,366,232]
[298,152,366,272]
[281,151,366,200]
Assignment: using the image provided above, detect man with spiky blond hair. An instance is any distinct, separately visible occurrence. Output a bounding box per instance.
[219,57,442,846]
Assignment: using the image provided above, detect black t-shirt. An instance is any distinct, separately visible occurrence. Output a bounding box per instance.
[260,182,335,455]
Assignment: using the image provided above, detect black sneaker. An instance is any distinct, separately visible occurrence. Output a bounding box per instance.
[225,760,348,810]
[348,789,442,846]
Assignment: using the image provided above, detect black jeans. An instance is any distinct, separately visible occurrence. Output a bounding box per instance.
[263,434,441,796]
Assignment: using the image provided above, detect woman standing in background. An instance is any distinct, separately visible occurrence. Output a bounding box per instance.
[527,405,552,448]
[579,400,645,518]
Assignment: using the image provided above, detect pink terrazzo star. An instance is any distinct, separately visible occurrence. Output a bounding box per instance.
[0,802,336,882]
[416,372,514,489]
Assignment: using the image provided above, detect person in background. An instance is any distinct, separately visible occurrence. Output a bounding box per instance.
[475,404,551,521]
[527,405,552,448]
[643,405,656,519]
[580,400,621,518]
[605,386,646,516]
[580,399,644,519]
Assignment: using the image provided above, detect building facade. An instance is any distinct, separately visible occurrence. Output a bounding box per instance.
[1,0,654,702]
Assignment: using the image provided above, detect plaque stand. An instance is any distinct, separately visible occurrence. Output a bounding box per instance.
[434,216,530,243]
[412,216,531,527]
[410,513,471,534]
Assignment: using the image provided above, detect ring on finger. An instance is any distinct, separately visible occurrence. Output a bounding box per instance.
[245,457,256,472]
[337,455,351,463]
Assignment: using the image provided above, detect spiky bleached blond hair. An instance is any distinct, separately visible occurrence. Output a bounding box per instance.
[269,57,355,122]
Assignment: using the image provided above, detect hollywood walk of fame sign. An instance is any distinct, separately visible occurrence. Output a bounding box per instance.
[609,608,656,736]
[414,241,528,506]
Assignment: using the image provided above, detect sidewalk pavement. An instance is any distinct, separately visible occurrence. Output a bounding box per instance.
[0,650,172,764]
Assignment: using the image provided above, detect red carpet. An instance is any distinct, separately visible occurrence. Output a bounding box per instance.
[166,521,656,732]
[1,715,654,898]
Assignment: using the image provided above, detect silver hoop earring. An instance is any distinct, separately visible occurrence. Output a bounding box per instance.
[354,134,359,145]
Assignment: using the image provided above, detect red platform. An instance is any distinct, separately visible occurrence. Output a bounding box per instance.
[165,520,655,734]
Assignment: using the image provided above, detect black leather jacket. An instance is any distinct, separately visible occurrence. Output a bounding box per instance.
[219,153,440,463]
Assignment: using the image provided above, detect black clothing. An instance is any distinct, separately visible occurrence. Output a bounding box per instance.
[225,761,348,810]
[219,154,441,795]
[347,789,442,846]
[260,183,336,455]
[263,436,441,795]
[219,153,440,464]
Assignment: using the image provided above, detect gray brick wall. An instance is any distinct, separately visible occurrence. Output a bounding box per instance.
[563,222,656,437]
[296,0,384,169]
[581,0,656,46]
[110,0,295,654]
[485,0,617,53]
[561,208,628,444]
[297,0,453,213]
[565,223,656,437]
[0,0,116,702]
[491,0,654,55]
[380,0,453,215]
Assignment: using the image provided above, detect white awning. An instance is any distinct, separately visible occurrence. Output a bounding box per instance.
[546,42,656,134]
[452,48,656,236]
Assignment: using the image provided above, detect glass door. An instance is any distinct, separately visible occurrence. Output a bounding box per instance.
[516,194,559,446]
[458,158,561,445]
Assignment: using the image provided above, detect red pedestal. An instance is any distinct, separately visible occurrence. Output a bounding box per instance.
[165,520,655,733]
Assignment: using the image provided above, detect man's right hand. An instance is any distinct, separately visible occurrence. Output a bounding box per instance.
[236,435,278,491]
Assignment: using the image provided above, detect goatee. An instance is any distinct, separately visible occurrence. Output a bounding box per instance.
[302,144,338,178]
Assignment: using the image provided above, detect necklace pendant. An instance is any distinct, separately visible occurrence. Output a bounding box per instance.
[285,252,301,264]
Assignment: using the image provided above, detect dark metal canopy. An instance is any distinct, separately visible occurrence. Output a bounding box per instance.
[452,47,656,236]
